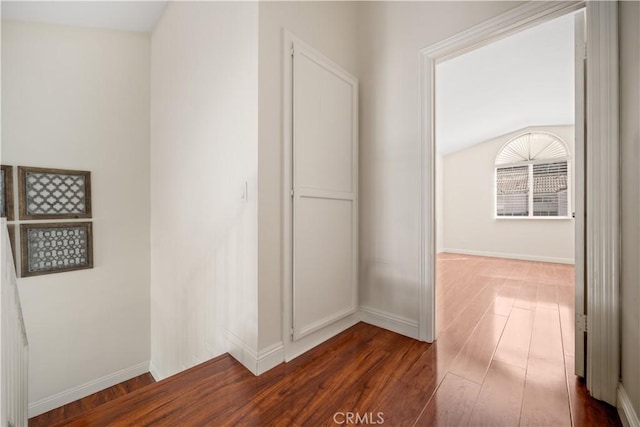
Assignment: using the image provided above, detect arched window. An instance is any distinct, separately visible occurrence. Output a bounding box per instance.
[495,132,570,218]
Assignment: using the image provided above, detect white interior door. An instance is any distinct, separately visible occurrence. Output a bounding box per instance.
[292,42,358,341]
[574,10,587,378]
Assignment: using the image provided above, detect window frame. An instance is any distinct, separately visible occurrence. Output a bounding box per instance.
[494,133,572,220]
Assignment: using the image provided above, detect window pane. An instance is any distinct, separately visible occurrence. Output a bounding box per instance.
[496,166,529,216]
[532,161,568,216]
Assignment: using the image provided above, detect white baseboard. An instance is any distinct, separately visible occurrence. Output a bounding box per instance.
[284,313,360,363]
[442,248,574,265]
[618,383,640,427]
[149,361,162,382]
[149,344,227,383]
[224,331,284,376]
[360,306,419,340]
[256,342,284,375]
[225,331,258,374]
[28,360,151,418]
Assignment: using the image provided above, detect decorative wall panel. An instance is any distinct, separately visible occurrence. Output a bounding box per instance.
[18,166,92,220]
[20,222,93,277]
[1,165,14,220]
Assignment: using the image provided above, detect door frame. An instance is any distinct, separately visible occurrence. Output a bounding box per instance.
[420,1,620,405]
[282,30,361,362]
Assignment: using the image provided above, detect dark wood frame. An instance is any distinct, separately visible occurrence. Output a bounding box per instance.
[18,166,92,220]
[7,224,16,268]
[1,165,14,221]
[20,222,94,277]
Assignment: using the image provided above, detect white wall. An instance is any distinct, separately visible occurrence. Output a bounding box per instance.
[441,125,575,264]
[436,153,444,253]
[150,2,259,379]
[357,1,521,330]
[1,21,150,413]
[619,0,640,419]
[257,1,359,352]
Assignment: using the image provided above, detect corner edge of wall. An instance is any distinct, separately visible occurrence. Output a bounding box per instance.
[618,383,640,427]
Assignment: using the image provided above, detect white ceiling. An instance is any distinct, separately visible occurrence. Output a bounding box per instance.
[1,1,168,33]
[436,12,576,155]
[1,2,575,152]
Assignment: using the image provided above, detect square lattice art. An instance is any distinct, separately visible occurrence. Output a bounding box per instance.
[20,222,93,277]
[1,165,14,220]
[18,166,92,220]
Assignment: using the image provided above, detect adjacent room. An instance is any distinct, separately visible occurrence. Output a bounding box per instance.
[433,12,582,424]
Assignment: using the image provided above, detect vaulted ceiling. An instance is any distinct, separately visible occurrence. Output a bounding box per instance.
[436,12,576,155]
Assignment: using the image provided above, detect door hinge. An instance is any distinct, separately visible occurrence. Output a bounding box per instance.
[576,313,588,333]
[290,188,294,197]
[290,327,294,337]
[291,47,295,57]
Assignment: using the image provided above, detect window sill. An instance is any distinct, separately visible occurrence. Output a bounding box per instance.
[494,216,573,220]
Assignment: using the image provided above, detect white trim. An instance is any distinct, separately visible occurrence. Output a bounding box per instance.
[494,217,573,221]
[284,313,360,363]
[419,46,435,343]
[360,306,419,339]
[225,331,284,376]
[282,29,359,360]
[573,8,586,379]
[256,342,284,376]
[441,248,574,265]
[294,307,358,340]
[585,1,620,405]
[420,0,585,344]
[282,29,295,362]
[28,360,150,418]
[421,1,586,63]
[617,383,640,427]
[225,331,258,375]
[495,156,572,169]
[148,362,161,382]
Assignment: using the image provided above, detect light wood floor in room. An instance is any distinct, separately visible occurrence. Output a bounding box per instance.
[32,254,620,426]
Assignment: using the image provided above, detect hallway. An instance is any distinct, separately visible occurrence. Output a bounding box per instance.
[32,256,620,426]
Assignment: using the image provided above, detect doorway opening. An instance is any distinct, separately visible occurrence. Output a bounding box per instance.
[428,6,592,423]
[422,0,620,408]
[434,7,583,358]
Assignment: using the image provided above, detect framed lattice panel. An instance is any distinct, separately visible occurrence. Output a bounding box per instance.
[1,165,14,220]
[18,166,92,220]
[20,222,93,277]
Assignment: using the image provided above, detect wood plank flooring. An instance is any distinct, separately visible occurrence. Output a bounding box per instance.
[29,374,155,427]
[35,254,621,426]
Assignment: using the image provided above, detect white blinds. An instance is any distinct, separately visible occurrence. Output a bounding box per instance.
[496,161,569,217]
[496,166,529,216]
[496,132,570,165]
[533,161,569,216]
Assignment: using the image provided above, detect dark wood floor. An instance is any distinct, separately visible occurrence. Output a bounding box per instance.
[34,255,621,426]
[29,373,155,427]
